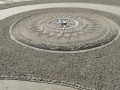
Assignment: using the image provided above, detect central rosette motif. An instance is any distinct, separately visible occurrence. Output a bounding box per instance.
[35,15,86,34]
[47,18,79,30]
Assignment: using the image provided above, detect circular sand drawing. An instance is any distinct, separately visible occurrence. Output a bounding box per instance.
[10,10,119,51]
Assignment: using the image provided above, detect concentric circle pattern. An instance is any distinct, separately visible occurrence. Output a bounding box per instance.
[10,10,119,51]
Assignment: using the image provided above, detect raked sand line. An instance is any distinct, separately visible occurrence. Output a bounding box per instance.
[0,0,32,4]
[0,80,78,90]
[1,3,120,20]
[1,3,120,53]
